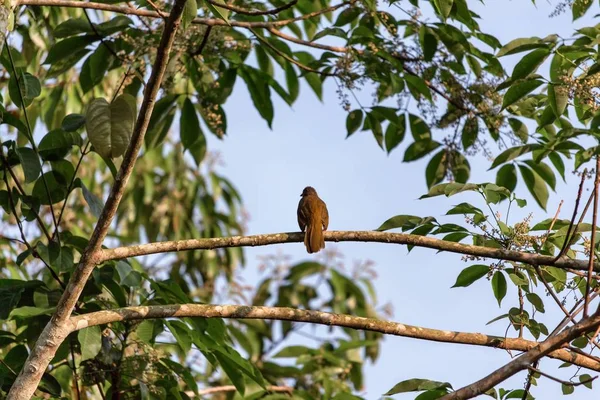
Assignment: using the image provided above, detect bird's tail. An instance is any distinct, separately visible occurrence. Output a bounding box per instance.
[305,217,325,254]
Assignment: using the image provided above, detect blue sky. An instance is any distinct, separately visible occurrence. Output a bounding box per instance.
[205,1,600,398]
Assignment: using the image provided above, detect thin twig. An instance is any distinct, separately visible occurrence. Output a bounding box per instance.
[191,26,213,56]
[53,142,91,240]
[0,153,51,241]
[585,159,600,317]
[1,163,66,289]
[206,0,298,15]
[69,337,81,400]
[17,0,350,29]
[528,366,597,387]
[252,28,336,76]
[5,38,59,238]
[555,172,587,262]
[521,360,538,400]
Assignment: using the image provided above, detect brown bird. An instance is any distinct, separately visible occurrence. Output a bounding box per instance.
[297,186,329,254]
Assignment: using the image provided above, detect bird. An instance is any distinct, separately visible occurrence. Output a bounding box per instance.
[297,186,329,254]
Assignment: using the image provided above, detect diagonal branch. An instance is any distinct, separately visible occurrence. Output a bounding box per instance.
[6,0,189,398]
[98,230,598,272]
[67,304,600,372]
[440,309,600,399]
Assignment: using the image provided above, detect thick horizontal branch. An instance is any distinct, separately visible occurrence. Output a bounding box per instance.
[98,230,596,271]
[17,0,349,28]
[68,304,600,372]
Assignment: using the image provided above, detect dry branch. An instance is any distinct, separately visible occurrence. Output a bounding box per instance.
[67,304,600,372]
[99,230,598,271]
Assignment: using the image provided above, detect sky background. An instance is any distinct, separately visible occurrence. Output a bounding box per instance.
[203,1,600,398]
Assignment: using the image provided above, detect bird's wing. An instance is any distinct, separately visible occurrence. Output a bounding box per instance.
[297,198,307,231]
[321,199,329,230]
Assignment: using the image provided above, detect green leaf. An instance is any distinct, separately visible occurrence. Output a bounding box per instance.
[425,150,446,188]
[491,271,507,306]
[419,26,438,61]
[334,7,362,26]
[32,171,68,205]
[16,147,41,183]
[385,114,406,153]
[446,202,483,215]
[80,45,113,94]
[165,320,192,353]
[43,35,98,65]
[78,325,102,361]
[81,181,104,218]
[181,0,198,29]
[10,306,55,319]
[9,71,41,108]
[38,129,81,161]
[346,109,363,137]
[572,0,592,20]
[385,378,451,395]
[238,66,274,127]
[405,74,432,101]
[523,160,556,190]
[284,63,299,102]
[579,374,593,389]
[510,48,550,80]
[496,164,517,193]
[54,18,94,38]
[285,262,325,282]
[518,164,549,209]
[561,383,574,395]
[61,114,86,132]
[409,114,431,140]
[375,215,423,231]
[508,118,528,142]
[0,280,44,319]
[462,117,478,150]
[404,140,441,162]
[489,145,533,169]
[433,0,454,19]
[180,98,203,149]
[365,112,384,149]
[548,84,568,117]
[452,265,489,288]
[497,38,544,57]
[526,293,545,313]
[205,0,231,24]
[85,94,137,159]
[501,79,543,110]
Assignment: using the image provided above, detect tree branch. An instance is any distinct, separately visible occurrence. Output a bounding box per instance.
[440,309,600,399]
[193,385,292,395]
[206,0,298,16]
[98,230,598,271]
[6,0,189,398]
[585,158,600,317]
[16,0,349,28]
[66,304,600,372]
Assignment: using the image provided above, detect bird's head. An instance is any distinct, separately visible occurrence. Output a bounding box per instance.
[300,186,317,197]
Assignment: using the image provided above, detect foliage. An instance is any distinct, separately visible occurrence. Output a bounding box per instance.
[2,0,600,398]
